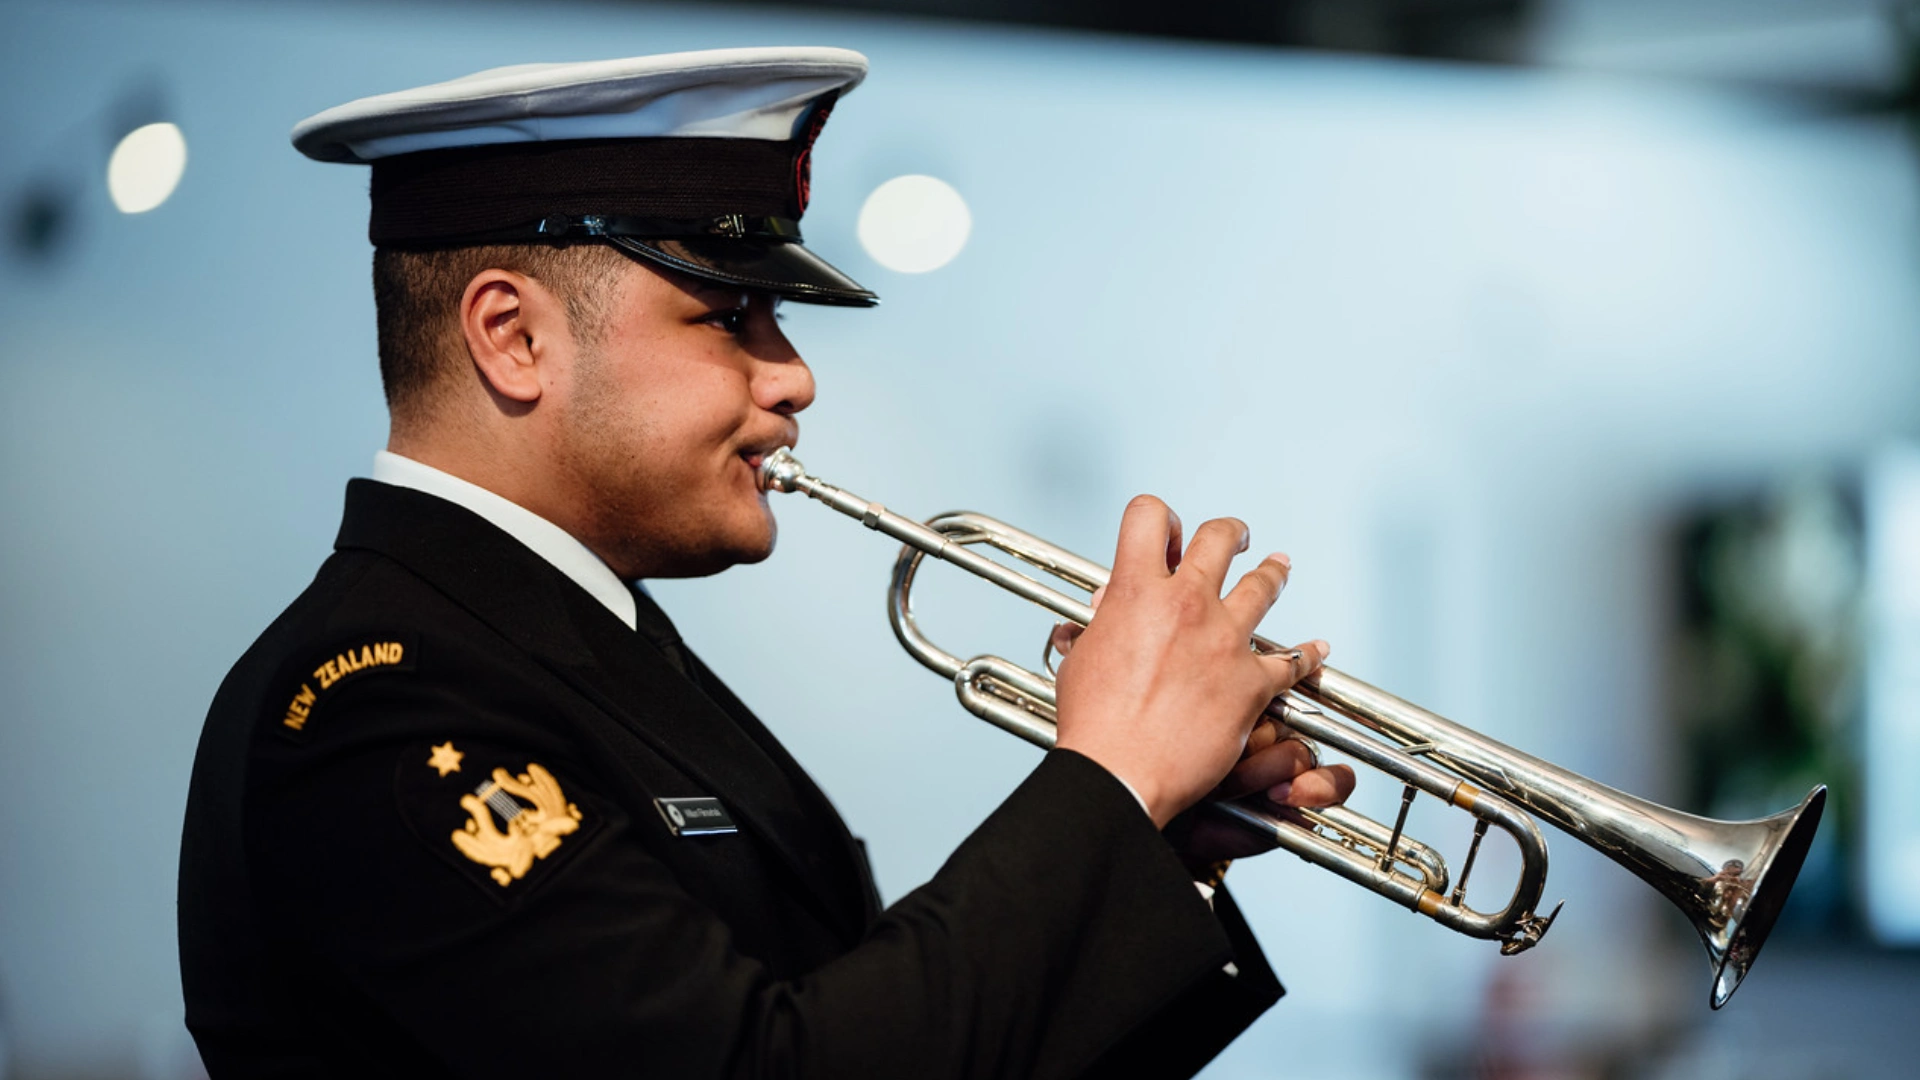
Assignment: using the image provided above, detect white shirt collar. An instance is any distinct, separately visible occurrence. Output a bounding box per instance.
[369,450,638,631]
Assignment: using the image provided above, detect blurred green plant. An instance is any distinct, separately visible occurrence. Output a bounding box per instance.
[1675,477,1861,933]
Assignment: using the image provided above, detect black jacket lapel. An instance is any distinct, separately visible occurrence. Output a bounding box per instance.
[333,480,870,940]
[560,584,872,937]
[678,645,881,927]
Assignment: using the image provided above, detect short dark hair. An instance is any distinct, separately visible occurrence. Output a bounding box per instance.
[371,242,632,422]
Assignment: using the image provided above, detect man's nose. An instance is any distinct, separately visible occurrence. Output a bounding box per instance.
[757,355,815,416]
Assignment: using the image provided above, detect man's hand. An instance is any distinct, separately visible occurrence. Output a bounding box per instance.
[1161,713,1360,874]
[1049,495,1348,829]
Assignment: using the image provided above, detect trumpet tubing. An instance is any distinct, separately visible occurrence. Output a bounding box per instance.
[759,449,1825,1009]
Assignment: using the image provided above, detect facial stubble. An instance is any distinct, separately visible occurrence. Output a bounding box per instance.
[555,342,775,580]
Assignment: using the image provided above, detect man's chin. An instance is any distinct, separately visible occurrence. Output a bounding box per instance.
[732,521,778,567]
[651,520,777,578]
[724,531,777,568]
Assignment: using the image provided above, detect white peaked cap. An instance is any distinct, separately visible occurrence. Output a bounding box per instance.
[290,47,878,307]
[293,47,870,163]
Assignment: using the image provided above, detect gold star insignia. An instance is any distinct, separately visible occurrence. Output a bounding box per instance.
[427,742,464,777]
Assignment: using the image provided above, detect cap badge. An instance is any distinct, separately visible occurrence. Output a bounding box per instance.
[792,91,839,215]
[450,761,584,886]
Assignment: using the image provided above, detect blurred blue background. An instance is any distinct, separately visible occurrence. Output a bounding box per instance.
[3,0,1919,1076]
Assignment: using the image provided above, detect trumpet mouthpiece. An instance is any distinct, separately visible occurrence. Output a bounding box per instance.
[759,448,806,494]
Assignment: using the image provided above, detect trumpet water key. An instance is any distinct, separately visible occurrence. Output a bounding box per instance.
[759,449,1826,1009]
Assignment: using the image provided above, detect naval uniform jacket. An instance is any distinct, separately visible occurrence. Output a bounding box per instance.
[179,479,1285,1078]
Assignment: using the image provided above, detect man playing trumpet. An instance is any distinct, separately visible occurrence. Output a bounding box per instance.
[179,47,1351,1078]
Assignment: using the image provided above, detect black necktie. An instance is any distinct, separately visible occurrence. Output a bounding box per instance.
[628,583,696,679]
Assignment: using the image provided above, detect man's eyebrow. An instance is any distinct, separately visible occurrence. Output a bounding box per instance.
[685,283,754,306]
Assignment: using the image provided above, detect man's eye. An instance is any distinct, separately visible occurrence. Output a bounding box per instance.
[706,309,748,335]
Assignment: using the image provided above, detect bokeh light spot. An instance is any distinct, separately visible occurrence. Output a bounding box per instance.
[107,122,188,214]
[856,175,971,273]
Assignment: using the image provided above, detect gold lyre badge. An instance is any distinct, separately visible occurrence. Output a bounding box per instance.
[451,762,584,886]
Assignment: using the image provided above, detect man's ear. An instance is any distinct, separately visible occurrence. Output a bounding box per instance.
[459,269,563,406]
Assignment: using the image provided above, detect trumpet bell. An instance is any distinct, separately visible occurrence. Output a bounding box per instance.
[1688,785,1826,1009]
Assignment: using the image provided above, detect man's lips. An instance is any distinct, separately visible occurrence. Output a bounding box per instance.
[739,450,784,490]
[739,441,793,472]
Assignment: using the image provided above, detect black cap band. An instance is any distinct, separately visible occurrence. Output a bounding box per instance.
[362,101,875,307]
[368,136,803,247]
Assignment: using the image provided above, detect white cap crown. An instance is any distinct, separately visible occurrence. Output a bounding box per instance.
[293,47,869,163]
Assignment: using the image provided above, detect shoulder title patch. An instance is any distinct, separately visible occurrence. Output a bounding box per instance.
[277,633,417,739]
[396,741,604,902]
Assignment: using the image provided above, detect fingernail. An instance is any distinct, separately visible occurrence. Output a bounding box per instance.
[1313,639,1330,656]
[1272,552,1291,570]
[1268,781,1293,803]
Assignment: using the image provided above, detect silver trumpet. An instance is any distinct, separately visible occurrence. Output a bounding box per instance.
[759,449,1826,1009]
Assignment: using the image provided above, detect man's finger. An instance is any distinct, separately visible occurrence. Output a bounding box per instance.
[1178,517,1250,594]
[1244,717,1281,755]
[1255,638,1330,698]
[1218,736,1319,798]
[1112,495,1179,583]
[1268,764,1357,809]
[1048,620,1083,661]
[1222,553,1290,628]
